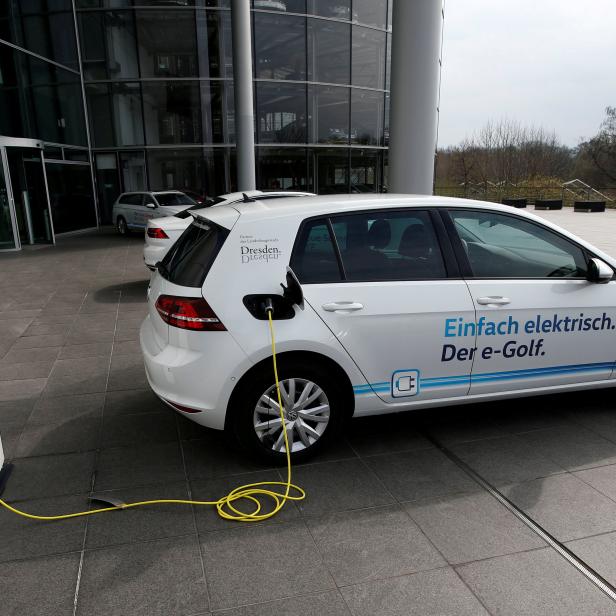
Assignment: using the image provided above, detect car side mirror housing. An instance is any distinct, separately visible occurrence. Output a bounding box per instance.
[587,258,613,284]
[145,202,157,209]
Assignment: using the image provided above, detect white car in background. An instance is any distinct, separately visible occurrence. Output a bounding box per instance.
[143,190,315,269]
[113,191,196,235]
[141,194,616,461]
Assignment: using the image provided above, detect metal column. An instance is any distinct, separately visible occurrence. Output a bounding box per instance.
[231,0,256,191]
[389,0,443,195]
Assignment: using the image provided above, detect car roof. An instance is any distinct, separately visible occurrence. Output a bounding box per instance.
[227,194,526,222]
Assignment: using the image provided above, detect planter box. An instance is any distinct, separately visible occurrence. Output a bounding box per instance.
[502,198,527,208]
[574,201,606,213]
[534,199,563,210]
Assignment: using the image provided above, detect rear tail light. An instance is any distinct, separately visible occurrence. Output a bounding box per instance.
[147,227,169,239]
[155,295,226,331]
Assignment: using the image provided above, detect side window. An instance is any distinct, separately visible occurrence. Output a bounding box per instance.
[450,210,588,278]
[291,219,342,283]
[331,210,447,281]
[119,194,144,206]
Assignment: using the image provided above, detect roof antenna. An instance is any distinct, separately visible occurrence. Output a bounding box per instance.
[242,193,256,203]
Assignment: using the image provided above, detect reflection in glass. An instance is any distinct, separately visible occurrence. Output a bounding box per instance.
[147,149,204,194]
[313,149,349,194]
[257,83,307,144]
[352,26,385,89]
[309,86,350,144]
[142,81,202,144]
[0,0,78,70]
[78,11,138,80]
[203,148,228,198]
[95,153,120,224]
[353,0,387,28]
[119,151,146,192]
[351,89,384,146]
[46,163,97,234]
[200,81,226,143]
[253,0,306,13]
[257,148,308,190]
[136,10,197,78]
[306,0,350,20]
[308,18,350,85]
[196,10,233,79]
[384,92,389,146]
[254,13,306,80]
[0,156,17,249]
[351,149,380,192]
[86,82,144,147]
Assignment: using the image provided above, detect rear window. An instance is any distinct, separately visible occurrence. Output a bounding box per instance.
[159,219,228,287]
[119,194,143,205]
[155,193,196,207]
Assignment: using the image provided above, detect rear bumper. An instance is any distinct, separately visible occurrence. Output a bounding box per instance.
[140,315,250,430]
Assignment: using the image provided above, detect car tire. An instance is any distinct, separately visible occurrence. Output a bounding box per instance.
[229,359,344,464]
[117,216,129,236]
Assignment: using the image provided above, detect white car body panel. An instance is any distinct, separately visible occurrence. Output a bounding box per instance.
[140,194,616,434]
[142,191,316,269]
[112,191,195,233]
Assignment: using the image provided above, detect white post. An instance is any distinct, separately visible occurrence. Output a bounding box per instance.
[389,0,443,194]
[231,0,257,191]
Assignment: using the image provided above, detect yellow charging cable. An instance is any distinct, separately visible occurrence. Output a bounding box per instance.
[0,310,305,522]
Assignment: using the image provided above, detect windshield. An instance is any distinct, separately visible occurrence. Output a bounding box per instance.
[154,193,196,207]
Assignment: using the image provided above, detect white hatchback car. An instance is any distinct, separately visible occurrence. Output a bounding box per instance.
[113,191,196,235]
[140,195,616,461]
[143,190,315,269]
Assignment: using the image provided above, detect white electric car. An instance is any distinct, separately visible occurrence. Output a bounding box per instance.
[140,195,616,461]
[113,191,196,235]
[143,190,315,269]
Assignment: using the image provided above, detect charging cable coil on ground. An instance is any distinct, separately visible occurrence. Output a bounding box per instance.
[0,310,305,523]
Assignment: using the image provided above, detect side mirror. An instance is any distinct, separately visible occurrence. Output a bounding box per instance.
[587,258,613,284]
[145,202,157,209]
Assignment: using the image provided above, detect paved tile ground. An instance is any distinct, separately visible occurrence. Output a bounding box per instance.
[0,210,616,615]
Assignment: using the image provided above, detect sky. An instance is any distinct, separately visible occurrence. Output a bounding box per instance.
[437,0,616,148]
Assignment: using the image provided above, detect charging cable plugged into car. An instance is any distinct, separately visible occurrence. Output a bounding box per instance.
[0,271,306,524]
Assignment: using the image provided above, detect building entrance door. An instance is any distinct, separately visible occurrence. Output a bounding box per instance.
[0,137,54,250]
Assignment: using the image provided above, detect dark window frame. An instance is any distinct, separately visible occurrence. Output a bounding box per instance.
[290,207,459,284]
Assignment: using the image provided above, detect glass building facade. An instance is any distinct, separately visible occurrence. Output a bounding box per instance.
[0,0,392,243]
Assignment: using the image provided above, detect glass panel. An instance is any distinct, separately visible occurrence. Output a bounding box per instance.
[65,150,89,162]
[46,163,97,234]
[353,0,387,28]
[312,148,348,194]
[119,151,146,192]
[147,148,205,194]
[309,85,350,145]
[332,210,447,281]
[195,10,233,79]
[352,26,385,88]
[78,11,138,80]
[136,10,197,78]
[95,152,120,224]
[351,149,379,192]
[450,211,589,278]
[86,82,144,148]
[0,0,78,70]
[76,0,131,7]
[385,33,391,90]
[254,13,306,80]
[0,49,87,146]
[351,89,383,146]
[257,147,308,190]
[200,81,226,143]
[253,0,306,13]
[291,219,341,283]
[142,81,202,145]
[307,18,350,85]
[0,154,17,249]
[203,148,228,198]
[384,92,389,146]
[306,0,350,20]
[257,83,307,144]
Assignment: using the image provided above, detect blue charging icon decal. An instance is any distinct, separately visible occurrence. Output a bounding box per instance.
[392,370,420,398]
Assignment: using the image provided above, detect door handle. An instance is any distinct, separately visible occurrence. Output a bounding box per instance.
[476,296,511,306]
[322,301,364,312]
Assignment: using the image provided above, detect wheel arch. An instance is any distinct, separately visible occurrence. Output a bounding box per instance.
[225,350,356,431]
